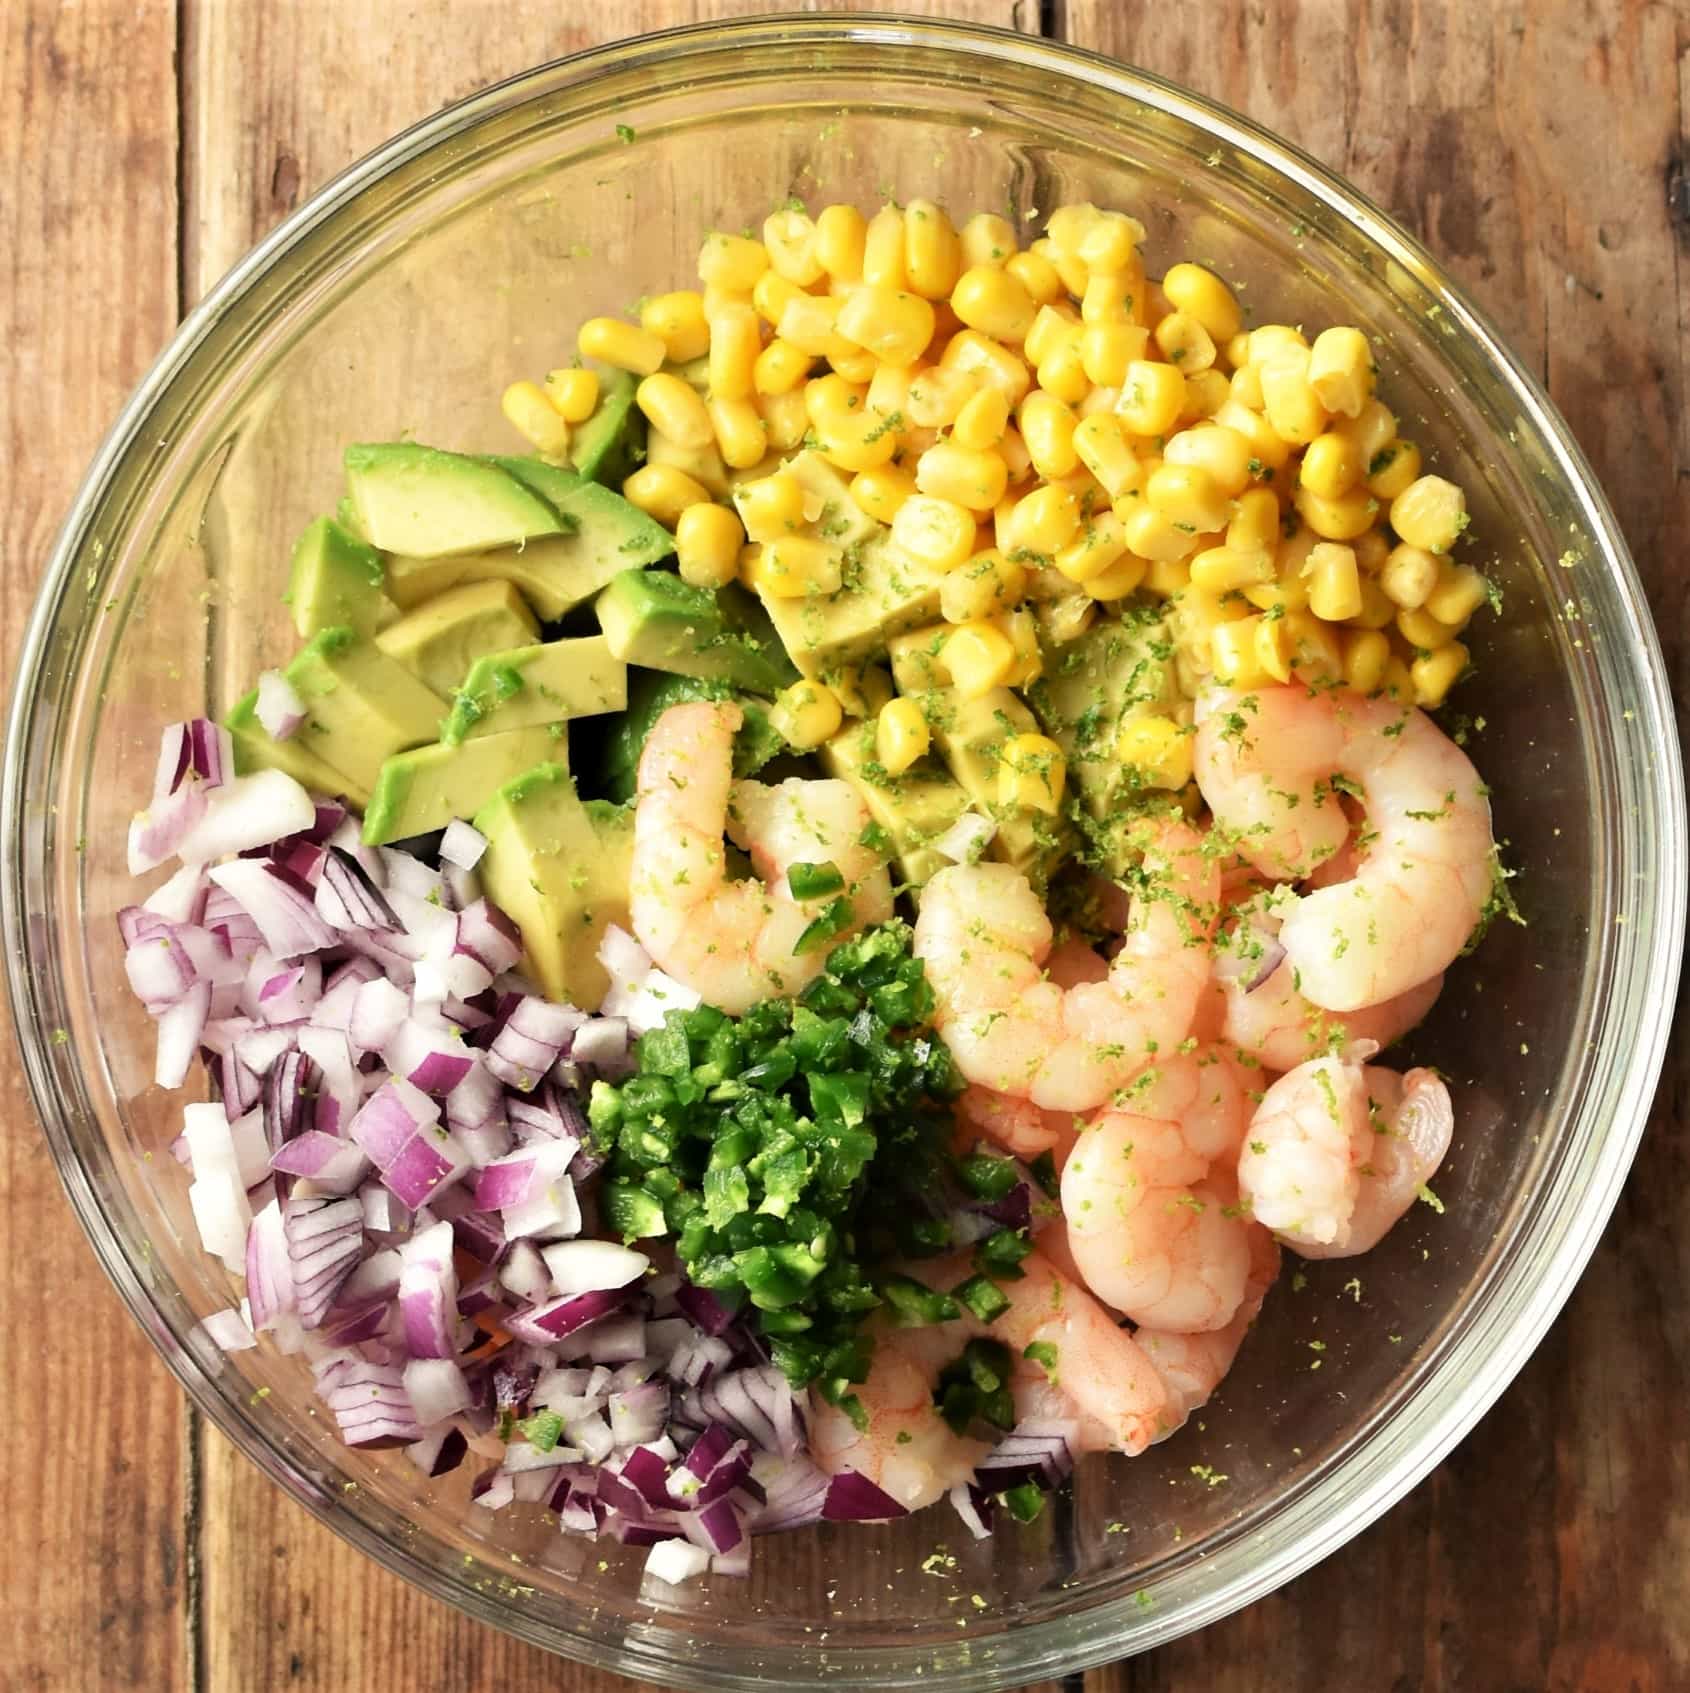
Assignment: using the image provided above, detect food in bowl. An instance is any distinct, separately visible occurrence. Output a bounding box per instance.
[116,192,1513,1587]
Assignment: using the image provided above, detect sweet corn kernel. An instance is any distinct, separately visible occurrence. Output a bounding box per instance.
[701,282,752,319]
[1023,304,1080,368]
[950,265,1037,344]
[804,373,899,472]
[1037,340,1091,406]
[1366,438,1422,501]
[905,365,976,430]
[1241,561,1313,615]
[916,442,1009,513]
[543,366,599,423]
[707,397,766,469]
[1295,483,1378,542]
[1396,605,1462,651]
[698,232,769,292]
[815,204,868,281]
[1353,527,1390,572]
[1045,203,1102,256]
[1378,656,1414,701]
[941,330,1033,406]
[1411,641,1469,708]
[1144,557,1193,597]
[1211,398,1292,473]
[675,502,745,590]
[753,535,843,598]
[1348,574,1398,630]
[1179,369,1231,423]
[578,317,667,376]
[1072,414,1142,499]
[1380,542,1441,609]
[1426,562,1491,627]
[1229,361,1266,411]
[1164,423,1253,496]
[1305,541,1364,621]
[771,679,844,750]
[734,469,806,542]
[940,549,1028,623]
[1147,462,1231,534]
[1081,264,1143,325]
[501,380,571,457]
[1283,610,1344,681]
[1223,330,1253,371]
[830,342,879,384]
[1343,628,1392,694]
[1248,324,1310,364]
[1018,391,1080,480]
[1299,431,1365,499]
[1000,606,1042,685]
[1307,326,1375,418]
[1161,261,1242,341]
[1335,397,1398,465]
[706,303,762,401]
[997,731,1066,812]
[1190,545,1275,593]
[1116,715,1192,789]
[752,270,807,329]
[862,205,908,289]
[1005,482,1081,557]
[1259,350,1329,446]
[941,619,1017,698]
[865,360,913,420]
[834,286,935,368]
[1153,310,1217,374]
[875,696,932,774]
[758,389,809,452]
[1006,249,1064,305]
[1211,617,1272,687]
[1076,210,1141,274]
[957,211,1017,269]
[622,463,711,527]
[775,293,842,359]
[903,198,961,299]
[1119,501,1201,563]
[998,425,1033,482]
[953,385,1011,452]
[1255,615,1296,684]
[1227,487,1281,551]
[753,338,813,397]
[645,432,728,496]
[892,494,977,573]
[827,664,894,719]
[639,291,711,363]
[1075,322,1143,388]
[1117,360,1187,437]
[848,465,917,525]
[762,208,823,286]
[1391,474,1467,553]
[636,372,714,451]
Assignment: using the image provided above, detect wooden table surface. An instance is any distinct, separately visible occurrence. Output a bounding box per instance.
[4,3,1685,1689]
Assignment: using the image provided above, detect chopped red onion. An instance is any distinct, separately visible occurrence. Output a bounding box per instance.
[971,1420,1077,1492]
[244,1198,295,1330]
[178,770,317,866]
[316,847,402,934]
[407,1425,469,1478]
[269,1130,370,1193]
[504,1288,625,1346]
[541,1239,648,1298]
[254,669,306,740]
[282,1193,363,1328]
[197,1307,258,1353]
[930,809,997,865]
[155,981,211,1088]
[948,1482,994,1541]
[209,858,339,959]
[439,819,488,870]
[486,997,585,1092]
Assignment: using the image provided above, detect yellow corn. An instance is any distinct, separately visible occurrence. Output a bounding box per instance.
[640,291,711,363]
[875,696,932,774]
[1115,714,1192,789]
[1144,557,1193,597]
[757,389,809,452]
[1072,413,1141,499]
[1248,324,1310,364]
[1410,641,1469,708]
[1379,542,1441,609]
[1179,369,1231,423]
[1304,541,1363,621]
[849,465,917,525]
[706,303,762,401]
[866,360,913,421]
[1307,326,1375,418]
[815,204,868,281]
[1334,397,1398,464]
[906,365,979,429]
[941,619,1016,698]
[950,265,1037,344]
[916,442,1009,513]
[698,232,769,292]
[578,317,667,376]
[644,432,728,496]
[1396,605,1462,651]
[753,339,812,396]
[953,385,1011,451]
[501,380,571,457]
[1147,462,1230,534]
[1242,556,1313,615]
[1190,545,1275,593]
[940,549,1028,623]
[702,282,752,319]
[622,463,711,527]
[997,731,1066,812]
[1343,628,1392,694]
[543,366,599,423]
[891,494,977,573]
[1353,527,1390,572]
[636,372,714,451]
[1295,483,1378,542]
[1045,203,1101,256]
[804,373,899,472]
[1005,482,1081,557]
[1391,474,1467,553]
[762,208,823,286]
[1116,360,1187,437]
[1260,350,1329,446]
[1299,430,1364,498]
[1283,610,1344,681]
[1079,322,1147,388]
[1211,617,1271,687]
[1163,422,1253,496]
[751,535,843,598]
[1211,398,1292,473]
[707,397,766,469]
[1052,510,1130,583]
[1378,656,1415,702]
[941,330,1033,406]
[1426,562,1491,627]
[1082,553,1148,601]
[675,502,745,590]
[1016,390,1079,480]
[1082,264,1143,325]
[903,198,961,299]
[958,211,1018,269]
[1227,487,1281,551]
[828,664,894,719]
[1366,438,1422,501]
[830,341,879,384]
[862,206,908,289]
[998,424,1033,481]
[1036,340,1091,406]
[1006,249,1064,306]
[1229,361,1265,410]
[1118,500,1201,563]
[734,469,806,542]
[752,270,807,330]
[776,293,843,359]
[1002,606,1044,685]
[1254,614,1296,684]
[1160,262,1242,342]
[1347,574,1398,630]
[1076,210,1141,273]
[771,679,844,750]
[834,286,935,368]
[1023,304,1080,368]
[1153,311,1217,373]
[1223,330,1253,371]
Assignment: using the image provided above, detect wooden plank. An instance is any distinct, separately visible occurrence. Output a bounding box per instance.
[0,4,190,1693]
[1054,3,1690,1689]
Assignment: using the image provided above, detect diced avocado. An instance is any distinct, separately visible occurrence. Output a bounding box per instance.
[570,367,645,487]
[282,627,447,802]
[1026,608,1178,817]
[285,517,397,639]
[362,723,568,846]
[913,686,1072,888]
[595,669,782,805]
[343,443,569,559]
[781,451,880,552]
[819,719,969,893]
[442,637,627,746]
[596,569,799,696]
[472,763,634,1008]
[226,688,358,800]
[374,580,539,696]
[334,496,367,543]
[887,623,955,694]
[755,530,945,681]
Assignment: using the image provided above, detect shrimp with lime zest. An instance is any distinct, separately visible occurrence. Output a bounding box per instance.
[630,700,893,1015]
[914,820,1221,1113]
[1237,1050,1455,1256]
[1061,1048,1258,1333]
[1193,685,1495,1013]
[954,1084,1081,1166]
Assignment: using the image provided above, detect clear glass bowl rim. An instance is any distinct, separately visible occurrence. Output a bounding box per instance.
[5,13,1684,1688]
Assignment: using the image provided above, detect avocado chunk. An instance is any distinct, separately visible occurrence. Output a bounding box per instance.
[285,517,397,639]
[819,719,969,893]
[374,580,540,697]
[343,443,569,559]
[595,669,783,805]
[226,688,358,800]
[781,451,881,553]
[362,722,568,846]
[473,763,634,1008]
[282,627,447,803]
[441,636,627,747]
[596,568,798,696]
[569,367,645,488]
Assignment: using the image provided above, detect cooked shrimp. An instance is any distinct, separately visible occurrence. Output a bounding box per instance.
[808,1320,988,1512]
[1060,1050,1257,1332]
[1237,1052,1454,1256]
[1193,685,1494,1011]
[630,701,892,1015]
[1046,934,1109,989]
[954,1084,1080,1166]
[1137,1225,1281,1441]
[914,820,1220,1112]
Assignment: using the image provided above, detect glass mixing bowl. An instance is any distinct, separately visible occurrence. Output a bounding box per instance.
[5,16,1683,1689]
